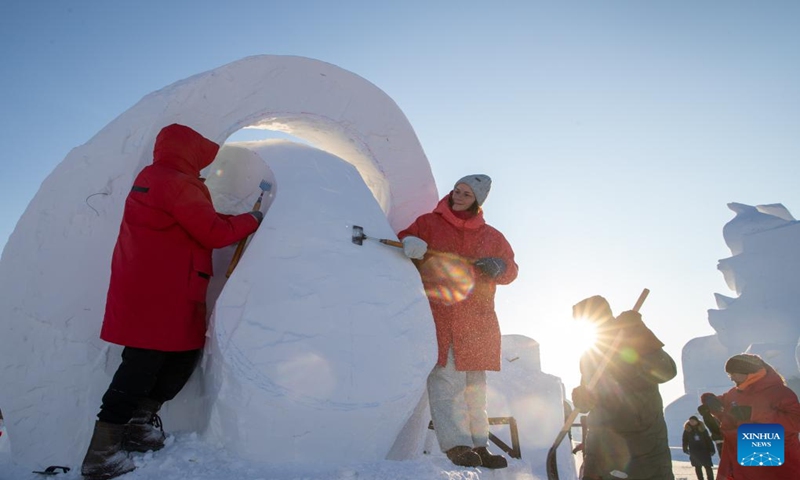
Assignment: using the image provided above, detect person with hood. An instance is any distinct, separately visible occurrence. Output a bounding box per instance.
[700,353,800,480]
[682,415,715,480]
[570,295,676,480]
[81,124,263,480]
[398,174,518,469]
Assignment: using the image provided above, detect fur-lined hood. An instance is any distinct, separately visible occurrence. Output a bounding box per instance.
[684,420,708,432]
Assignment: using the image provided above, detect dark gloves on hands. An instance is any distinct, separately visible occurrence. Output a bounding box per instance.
[731,405,752,422]
[474,257,506,278]
[614,310,664,354]
[249,210,264,224]
[700,393,724,413]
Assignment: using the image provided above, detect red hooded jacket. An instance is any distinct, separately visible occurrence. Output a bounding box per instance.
[711,367,800,480]
[101,124,259,351]
[398,195,518,371]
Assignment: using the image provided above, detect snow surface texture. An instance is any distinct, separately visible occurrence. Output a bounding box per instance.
[664,202,800,444]
[0,55,574,479]
[200,141,438,464]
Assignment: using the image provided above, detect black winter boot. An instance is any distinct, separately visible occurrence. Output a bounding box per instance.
[81,421,136,480]
[445,445,482,467]
[473,446,508,469]
[124,398,165,452]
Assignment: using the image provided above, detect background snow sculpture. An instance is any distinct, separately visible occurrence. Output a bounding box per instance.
[665,202,800,444]
[0,55,438,469]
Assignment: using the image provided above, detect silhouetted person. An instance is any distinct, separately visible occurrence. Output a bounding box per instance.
[571,295,676,480]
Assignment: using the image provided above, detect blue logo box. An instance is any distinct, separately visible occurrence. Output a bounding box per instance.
[737,423,784,466]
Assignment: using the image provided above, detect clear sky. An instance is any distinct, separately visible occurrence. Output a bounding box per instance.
[2,1,799,406]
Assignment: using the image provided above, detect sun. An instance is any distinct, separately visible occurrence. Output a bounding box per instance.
[571,317,598,354]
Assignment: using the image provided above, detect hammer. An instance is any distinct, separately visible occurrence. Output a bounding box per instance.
[351,225,403,249]
[226,180,272,278]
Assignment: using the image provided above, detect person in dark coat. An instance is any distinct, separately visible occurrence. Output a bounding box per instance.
[81,124,263,480]
[398,174,518,468]
[700,353,800,480]
[696,404,724,457]
[682,416,715,480]
[570,295,676,480]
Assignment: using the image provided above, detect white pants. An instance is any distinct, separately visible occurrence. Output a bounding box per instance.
[427,347,489,452]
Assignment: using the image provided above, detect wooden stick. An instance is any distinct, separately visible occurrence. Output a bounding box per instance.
[225,191,266,278]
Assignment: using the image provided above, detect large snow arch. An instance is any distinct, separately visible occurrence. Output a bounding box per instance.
[102,54,436,232]
[0,55,438,468]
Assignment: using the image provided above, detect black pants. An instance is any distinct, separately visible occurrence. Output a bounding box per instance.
[694,465,713,480]
[98,347,201,424]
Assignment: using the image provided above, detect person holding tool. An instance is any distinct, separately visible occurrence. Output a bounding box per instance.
[570,295,676,480]
[81,124,263,480]
[398,174,518,468]
[700,353,800,480]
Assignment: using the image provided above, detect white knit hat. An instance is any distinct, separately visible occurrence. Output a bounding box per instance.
[454,174,492,206]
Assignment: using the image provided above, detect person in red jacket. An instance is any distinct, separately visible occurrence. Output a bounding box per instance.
[81,124,262,480]
[700,353,800,480]
[398,174,518,469]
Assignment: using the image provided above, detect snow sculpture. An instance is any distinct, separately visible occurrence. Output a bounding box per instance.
[0,55,438,468]
[200,140,437,464]
[665,202,800,444]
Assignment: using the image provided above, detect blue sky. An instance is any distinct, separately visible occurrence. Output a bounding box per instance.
[1,1,799,405]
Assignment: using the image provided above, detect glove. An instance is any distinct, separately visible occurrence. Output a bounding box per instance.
[571,385,597,413]
[401,236,427,259]
[700,393,723,413]
[697,404,723,438]
[731,405,752,422]
[615,311,664,354]
[249,210,264,224]
[474,257,506,278]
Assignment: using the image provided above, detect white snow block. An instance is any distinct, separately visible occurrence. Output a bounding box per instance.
[202,142,436,465]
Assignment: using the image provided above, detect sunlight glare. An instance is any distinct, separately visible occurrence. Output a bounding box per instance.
[572,317,598,353]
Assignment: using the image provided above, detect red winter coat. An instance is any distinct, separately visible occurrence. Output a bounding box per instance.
[711,367,800,480]
[398,196,517,371]
[101,124,259,351]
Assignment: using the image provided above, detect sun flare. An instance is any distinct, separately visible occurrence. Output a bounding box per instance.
[572,318,598,354]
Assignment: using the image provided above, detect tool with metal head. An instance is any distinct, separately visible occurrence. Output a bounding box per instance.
[226,180,272,278]
[351,225,403,249]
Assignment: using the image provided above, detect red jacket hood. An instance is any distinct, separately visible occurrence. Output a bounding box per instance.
[153,124,220,176]
[433,195,486,230]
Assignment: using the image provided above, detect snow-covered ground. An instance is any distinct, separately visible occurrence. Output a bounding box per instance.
[0,430,709,480]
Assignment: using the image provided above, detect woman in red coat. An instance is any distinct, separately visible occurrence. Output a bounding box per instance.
[82,124,262,480]
[398,174,518,469]
[701,353,800,480]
